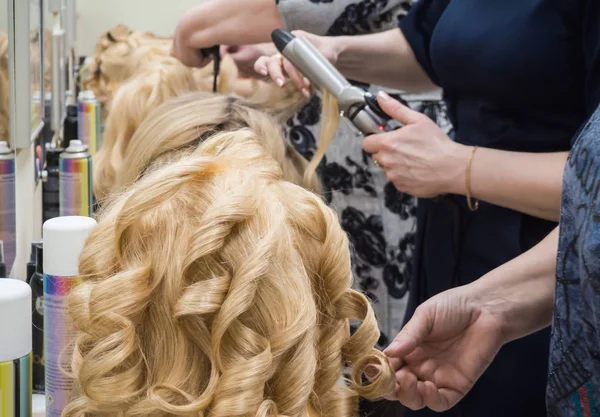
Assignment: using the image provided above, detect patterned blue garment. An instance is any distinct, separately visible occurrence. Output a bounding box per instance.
[550,106,600,417]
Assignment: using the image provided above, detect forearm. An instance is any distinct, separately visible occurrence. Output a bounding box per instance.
[332,29,437,92]
[185,0,283,48]
[470,227,558,344]
[447,146,568,221]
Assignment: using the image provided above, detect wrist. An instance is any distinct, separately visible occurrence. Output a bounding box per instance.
[443,143,472,196]
[331,36,350,68]
[467,275,515,345]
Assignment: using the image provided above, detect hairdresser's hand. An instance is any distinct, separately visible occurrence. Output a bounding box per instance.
[173,0,283,68]
[254,31,339,97]
[384,286,505,411]
[221,43,278,78]
[364,92,470,198]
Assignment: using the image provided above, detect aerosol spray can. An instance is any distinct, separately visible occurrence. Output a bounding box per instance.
[44,216,96,417]
[77,91,101,155]
[0,279,33,417]
[43,148,63,222]
[30,243,45,393]
[0,141,16,274]
[59,140,93,217]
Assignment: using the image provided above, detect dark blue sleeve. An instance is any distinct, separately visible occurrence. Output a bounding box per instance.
[584,0,600,115]
[398,0,450,86]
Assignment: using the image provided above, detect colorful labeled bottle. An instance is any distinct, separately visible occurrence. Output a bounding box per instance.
[59,140,93,217]
[43,216,96,417]
[0,141,16,274]
[30,243,45,393]
[0,279,33,417]
[77,91,101,155]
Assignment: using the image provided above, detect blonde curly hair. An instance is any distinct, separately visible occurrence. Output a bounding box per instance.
[79,24,303,122]
[94,91,312,202]
[64,128,394,417]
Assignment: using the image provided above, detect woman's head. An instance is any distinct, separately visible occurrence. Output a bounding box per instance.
[92,56,201,199]
[66,132,394,417]
[94,91,317,200]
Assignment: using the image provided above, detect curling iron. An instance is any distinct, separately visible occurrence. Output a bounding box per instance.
[271,29,396,136]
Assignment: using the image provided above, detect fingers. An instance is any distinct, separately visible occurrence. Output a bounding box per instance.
[267,55,287,87]
[283,59,311,97]
[254,56,270,76]
[363,134,384,155]
[384,305,434,358]
[254,54,311,94]
[418,381,449,412]
[377,91,424,125]
[388,368,425,410]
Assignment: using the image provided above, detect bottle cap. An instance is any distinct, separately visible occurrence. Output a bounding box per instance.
[65,140,88,154]
[78,90,96,101]
[0,141,11,154]
[43,217,97,276]
[0,279,32,362]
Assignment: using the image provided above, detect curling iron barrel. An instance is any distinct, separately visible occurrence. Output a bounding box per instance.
[271,29,396,136]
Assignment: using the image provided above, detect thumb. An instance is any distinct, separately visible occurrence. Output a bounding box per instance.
[384,305,433,358]
[377,91,422,125]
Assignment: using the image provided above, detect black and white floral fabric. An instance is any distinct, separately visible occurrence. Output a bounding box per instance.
[277,0,452,349]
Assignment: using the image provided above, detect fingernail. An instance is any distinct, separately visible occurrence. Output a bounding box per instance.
[378,91,391,101]
[258,68,268,76]
[302,88,311,98]
[303,77,311,87]
[276,78,285,87]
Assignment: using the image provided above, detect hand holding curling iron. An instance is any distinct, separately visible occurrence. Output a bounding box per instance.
[254,30,338,96]
[364,92,471,198]
[256,33,471,199]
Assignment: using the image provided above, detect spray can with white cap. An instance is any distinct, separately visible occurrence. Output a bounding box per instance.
[77,91,101,155]
[43,216,96,417]
[59,140,93,217]
[0,279,33,417]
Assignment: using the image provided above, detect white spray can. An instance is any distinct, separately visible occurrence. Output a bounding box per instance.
[43,216,96,417]
[0,279,32,417]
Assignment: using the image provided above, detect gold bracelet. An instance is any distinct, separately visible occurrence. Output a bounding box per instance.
[466,146,479,212]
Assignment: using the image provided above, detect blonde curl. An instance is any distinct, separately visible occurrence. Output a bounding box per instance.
[65,126,393,417]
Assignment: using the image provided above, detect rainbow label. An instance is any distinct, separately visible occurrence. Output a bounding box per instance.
[0,354,33,417]
[78,101,101,155]
[59,157,93,217]
[44,274,81,417]
[0,159,16,274]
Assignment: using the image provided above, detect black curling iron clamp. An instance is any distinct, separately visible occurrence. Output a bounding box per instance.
[271,29,396,136]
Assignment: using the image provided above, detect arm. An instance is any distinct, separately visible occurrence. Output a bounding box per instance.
[255,29,437,94]
[173,0,283,67]
[384,227,558,410]
[333,30,437,92]
[363,93,566,222]
[448,146,568,222]
[278,0,410,36]
[470,226,558,343]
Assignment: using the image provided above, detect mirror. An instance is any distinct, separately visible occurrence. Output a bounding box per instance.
[30,0,43,136]
[0,0,8,146]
